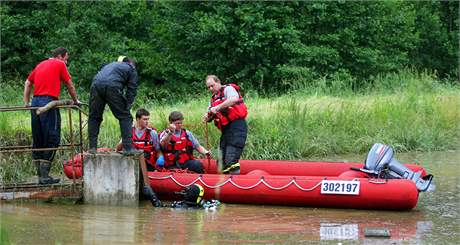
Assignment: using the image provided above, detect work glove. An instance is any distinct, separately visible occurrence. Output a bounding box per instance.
[156,155,165,168]
[143,185,162,207]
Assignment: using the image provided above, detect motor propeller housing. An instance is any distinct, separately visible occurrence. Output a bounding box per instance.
[364,143,435,192]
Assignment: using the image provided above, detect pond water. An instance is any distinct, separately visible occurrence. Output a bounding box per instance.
[1,151,459,244]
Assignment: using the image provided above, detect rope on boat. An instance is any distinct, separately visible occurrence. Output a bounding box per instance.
[149,174,324,192]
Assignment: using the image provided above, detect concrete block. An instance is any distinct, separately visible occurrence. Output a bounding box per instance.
[83,153,139,206]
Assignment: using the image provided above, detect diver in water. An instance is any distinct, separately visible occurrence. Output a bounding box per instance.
[171,184,220,210]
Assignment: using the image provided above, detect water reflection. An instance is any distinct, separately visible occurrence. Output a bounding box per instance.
[83,205,138,244]
[0,202,435,244]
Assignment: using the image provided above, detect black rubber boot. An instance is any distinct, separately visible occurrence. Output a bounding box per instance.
[34,160,41,183]
[89,138,98,155]
[122,144,143,156]
[222,162,240,174]
[39,161,60,185]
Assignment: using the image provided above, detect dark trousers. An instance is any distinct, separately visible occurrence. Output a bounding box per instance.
[31,96,61,162]
[167,159,204,174]
[88,83,133,149]
[220,119,247,168]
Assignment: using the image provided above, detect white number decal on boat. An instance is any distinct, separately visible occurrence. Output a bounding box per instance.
[321,180,360,195]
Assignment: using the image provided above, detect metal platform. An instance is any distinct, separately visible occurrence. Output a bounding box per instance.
[0,181,83,201]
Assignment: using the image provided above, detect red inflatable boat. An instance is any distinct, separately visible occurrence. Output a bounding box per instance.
[150,143,434,210]
[64,150,430,210]
[148,158,426,210]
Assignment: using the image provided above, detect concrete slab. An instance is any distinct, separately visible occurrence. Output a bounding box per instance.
[83,153,139,206]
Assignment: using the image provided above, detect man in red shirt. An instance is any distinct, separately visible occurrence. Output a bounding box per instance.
[23,47,80,184]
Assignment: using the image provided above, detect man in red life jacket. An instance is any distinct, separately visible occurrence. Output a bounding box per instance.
[203,75,248,174]
[23,47,81,184]
[116,108,164,171]
[160,111,210,173]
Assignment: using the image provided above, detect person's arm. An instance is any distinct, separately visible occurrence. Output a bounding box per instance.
[196,145,210,155]
[188,131,210,155]
[23,79,33,106]
[151,131,163,157]
[156,149,163,158]
[160,130,173,149]
[208,86,239,114]
[154,133,165,168]
[209,96,239,114]
[125,69,138,108]
[60,62,79,104]
[160,124,176,148]
[65,80,79,103]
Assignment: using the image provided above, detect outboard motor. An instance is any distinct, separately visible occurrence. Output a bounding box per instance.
[362,143,435,192]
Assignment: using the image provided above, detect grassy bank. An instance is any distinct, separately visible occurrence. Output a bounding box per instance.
[1,70,459,183]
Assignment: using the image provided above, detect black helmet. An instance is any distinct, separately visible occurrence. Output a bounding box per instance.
[184,184,204,204]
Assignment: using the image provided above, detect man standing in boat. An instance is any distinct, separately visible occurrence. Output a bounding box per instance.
[159,111,211,173]
[203,75,248,174]
[116,108,164,171]
[23,47,81,184]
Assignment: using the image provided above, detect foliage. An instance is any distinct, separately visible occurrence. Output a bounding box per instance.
[1,1,458,98]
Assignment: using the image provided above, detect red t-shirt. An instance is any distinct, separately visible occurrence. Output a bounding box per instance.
[27,58,71,98]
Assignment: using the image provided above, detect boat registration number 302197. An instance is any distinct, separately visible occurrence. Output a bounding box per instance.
[321,180,360,195]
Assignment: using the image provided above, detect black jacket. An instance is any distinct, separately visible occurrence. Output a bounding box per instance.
[92,62,138,106]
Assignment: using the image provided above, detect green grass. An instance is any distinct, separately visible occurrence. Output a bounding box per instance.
[1,70,459,183]
[1,226,11,245]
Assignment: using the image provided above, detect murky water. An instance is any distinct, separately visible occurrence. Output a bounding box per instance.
[1,151,459,244]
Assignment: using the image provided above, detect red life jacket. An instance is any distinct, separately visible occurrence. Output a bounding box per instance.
[163,129,194,167]
[132,127,156,166]
[209,83,248,130]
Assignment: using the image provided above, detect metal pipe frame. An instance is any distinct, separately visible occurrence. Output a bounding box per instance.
[0,104,86,187]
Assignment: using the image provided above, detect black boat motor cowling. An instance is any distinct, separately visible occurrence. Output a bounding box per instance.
[362,143,435,192]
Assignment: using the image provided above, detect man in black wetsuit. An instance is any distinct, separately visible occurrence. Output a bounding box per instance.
[171,184,220,209]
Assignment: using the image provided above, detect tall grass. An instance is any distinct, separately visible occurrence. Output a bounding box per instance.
[1,70,459,183]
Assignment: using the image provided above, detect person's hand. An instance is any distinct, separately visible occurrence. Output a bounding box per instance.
[24,102,31,107]
[152,197,162,207]
[167,123,176,132]
[204,150,212,158]
[73,100,82,107]
[156,155,165,168]
[203,111,215,122]
[143,186,162,207]
[209,106,219,115]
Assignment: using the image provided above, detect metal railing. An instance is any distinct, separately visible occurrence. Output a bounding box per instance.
[0,103,86,187]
